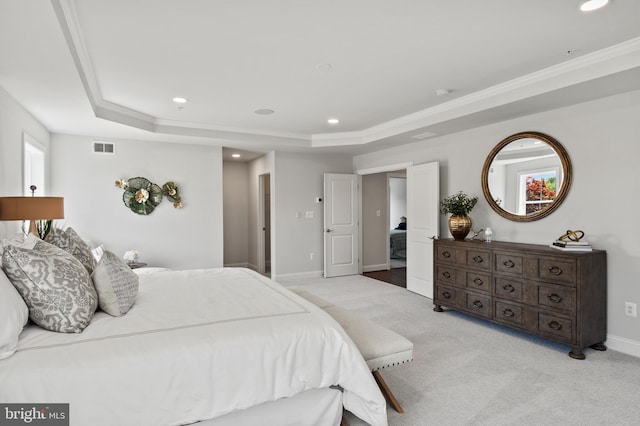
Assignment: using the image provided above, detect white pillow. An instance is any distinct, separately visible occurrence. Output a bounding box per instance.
[91,250,139,316]
[0,269,29,359]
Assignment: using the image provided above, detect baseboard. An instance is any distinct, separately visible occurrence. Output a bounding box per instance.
[363,263,389,272]
[274,270,323,281]
[606,334,640,358]
[223,262,249,268]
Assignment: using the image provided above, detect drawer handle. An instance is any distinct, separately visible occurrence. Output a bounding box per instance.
[548,266,563,276]
[473,300,484,308]
[502,284,515,293]
[442,291,452,299]
[473,278,484,286]
[503,260,515,268]
[442,271,451,279]
[472,256,483,263]
[442,251,451,258]
[548,320,562,330]
[548,293,563,303]
[502,309,515,318]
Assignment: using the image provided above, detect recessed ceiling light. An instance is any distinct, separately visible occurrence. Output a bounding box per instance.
[172,97,188,104]
[580,0,609,12]
[435,89,452,97]
[232,153,241,158]
[327,118,340,125]
[254,109,275,115]
[316,63,332,70]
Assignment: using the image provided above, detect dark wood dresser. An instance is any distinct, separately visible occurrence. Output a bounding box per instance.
[433,239,607,359]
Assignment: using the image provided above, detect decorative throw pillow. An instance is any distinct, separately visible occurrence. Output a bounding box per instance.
[0,269,29,359]
[1,239,98,333]
[0,233,38,268]
[46,227,96,274]
[91,250,139,316]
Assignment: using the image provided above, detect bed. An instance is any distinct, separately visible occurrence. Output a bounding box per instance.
[390,229,406,259]
[0,265,387,426]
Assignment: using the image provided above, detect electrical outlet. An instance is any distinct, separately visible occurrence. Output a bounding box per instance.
[625,302,637,317]
[309,252,315,260]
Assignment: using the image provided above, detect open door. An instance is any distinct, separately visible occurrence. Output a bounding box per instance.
[324,173,359,278]
[406,162,439,297]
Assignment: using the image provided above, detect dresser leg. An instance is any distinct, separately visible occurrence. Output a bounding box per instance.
[569,349,586,360]
[590,342,607,351]
[433,304,443,312]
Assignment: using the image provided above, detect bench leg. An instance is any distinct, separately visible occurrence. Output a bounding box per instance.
[372,370,404,414]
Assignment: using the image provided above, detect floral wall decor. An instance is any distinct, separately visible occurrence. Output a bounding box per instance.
[115,177,183,215]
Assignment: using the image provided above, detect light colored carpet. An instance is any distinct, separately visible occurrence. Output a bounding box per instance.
[278,274,640,426]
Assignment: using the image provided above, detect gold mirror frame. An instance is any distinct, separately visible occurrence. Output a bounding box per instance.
[481,131,572,222]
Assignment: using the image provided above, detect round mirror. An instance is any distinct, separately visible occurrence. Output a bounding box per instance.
[481,131,572,222]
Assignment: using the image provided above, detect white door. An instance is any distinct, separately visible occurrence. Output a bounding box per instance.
[406,162,440,297]
[324,173,359,278]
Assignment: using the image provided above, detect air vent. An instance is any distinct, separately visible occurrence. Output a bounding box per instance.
[411,131,438,140]
[93,141,115,154]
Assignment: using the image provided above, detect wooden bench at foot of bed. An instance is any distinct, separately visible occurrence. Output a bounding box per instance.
[292,289,414,413]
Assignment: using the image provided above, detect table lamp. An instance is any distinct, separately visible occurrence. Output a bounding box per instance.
[0,186,64,236]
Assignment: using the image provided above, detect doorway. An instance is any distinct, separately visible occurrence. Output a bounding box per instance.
[358,161,439,296]
[258,173,271,277]
[361,170,407,287]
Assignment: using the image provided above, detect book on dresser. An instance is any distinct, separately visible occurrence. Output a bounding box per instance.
[550,240,592,251]
[432,238,607,360]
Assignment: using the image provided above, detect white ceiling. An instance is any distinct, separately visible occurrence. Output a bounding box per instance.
[1,0,640,157]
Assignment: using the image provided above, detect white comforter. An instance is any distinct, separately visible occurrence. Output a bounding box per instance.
[0,268,387,426]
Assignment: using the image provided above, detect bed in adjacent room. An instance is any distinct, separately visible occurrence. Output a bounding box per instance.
[390,229,406,259]
[0,234,387,426]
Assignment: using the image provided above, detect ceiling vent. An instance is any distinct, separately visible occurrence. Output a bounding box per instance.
[411,131,438,140]
[93,141,115,154]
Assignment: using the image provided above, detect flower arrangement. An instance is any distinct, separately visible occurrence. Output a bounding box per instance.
[123,250,139,264]
[115,177,183,215]
[441,191,478,216]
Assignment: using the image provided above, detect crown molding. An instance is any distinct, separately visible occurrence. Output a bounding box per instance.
[53,0,640,148]
[311,36,640,147]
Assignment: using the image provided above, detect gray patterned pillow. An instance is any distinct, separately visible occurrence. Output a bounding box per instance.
[91,250,139,316]
[1,240,97,333]
[46,227,96,274]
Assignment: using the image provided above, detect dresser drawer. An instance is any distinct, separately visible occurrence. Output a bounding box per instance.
[494,300,524,327]
[538,258,577,286]
[434,284,461,308]
[465,249,491,271]
[466,271,490,293]
[435,265,459,287]
[465,292,491,318]
[436,245,457,264]
[538,312,573,342]
[493,277,524,301]
[537,283,576,314]
[495,252,523,275]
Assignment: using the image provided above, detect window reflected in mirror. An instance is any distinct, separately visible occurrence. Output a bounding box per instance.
[482,132,571,222]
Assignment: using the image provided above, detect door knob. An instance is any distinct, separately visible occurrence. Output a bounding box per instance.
[326,229,334,233]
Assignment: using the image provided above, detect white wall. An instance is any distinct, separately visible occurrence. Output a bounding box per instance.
[50,134,223,269]
[362,173,389,271]
[223,161,249,267]
[247,153,274,272]
[0,87,51,238]
[353,89,640,356]
[389,176,407,229]
[273,151,353,278]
